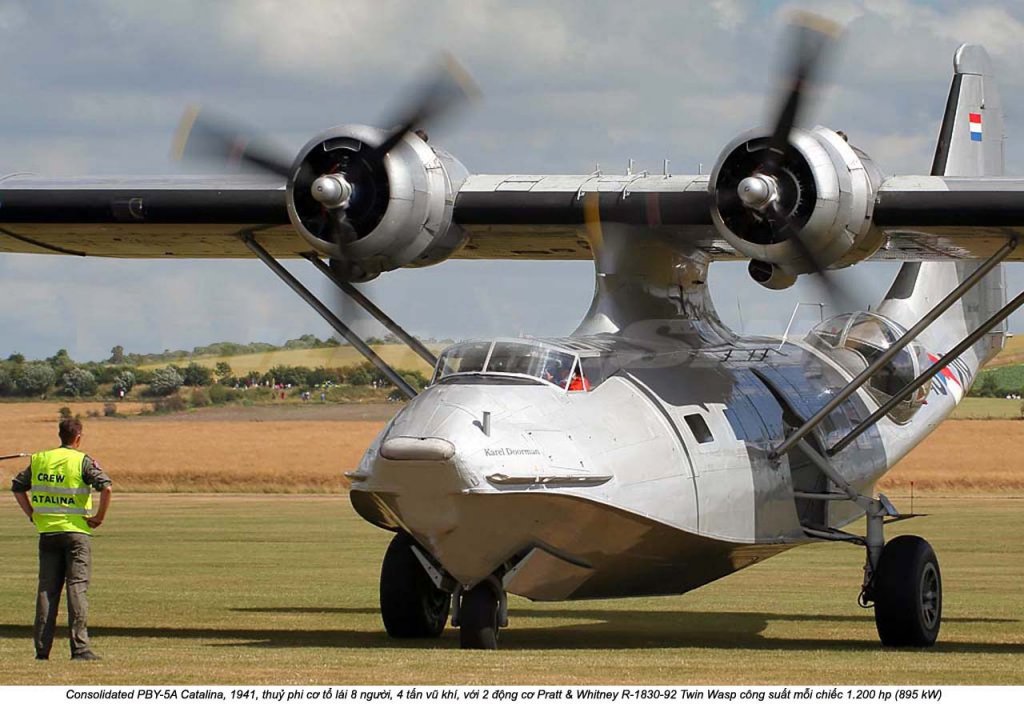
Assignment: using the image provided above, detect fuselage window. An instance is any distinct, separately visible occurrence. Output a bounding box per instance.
[684,413,714,444]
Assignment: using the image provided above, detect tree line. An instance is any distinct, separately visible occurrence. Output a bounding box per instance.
[106,333,451,367]
[0,348,429,400]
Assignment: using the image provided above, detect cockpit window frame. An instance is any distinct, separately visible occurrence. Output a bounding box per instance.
[431,339,587,391]
[805,311,929,424]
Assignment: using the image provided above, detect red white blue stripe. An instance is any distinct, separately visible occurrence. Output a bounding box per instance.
[969,112,983,142]
[927,353,965,402]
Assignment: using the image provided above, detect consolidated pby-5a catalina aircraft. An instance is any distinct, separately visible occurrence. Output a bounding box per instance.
[3,17,1024,650]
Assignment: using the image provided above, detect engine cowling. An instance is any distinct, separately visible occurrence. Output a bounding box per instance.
[285,124,469,282]
[709,126,885,278]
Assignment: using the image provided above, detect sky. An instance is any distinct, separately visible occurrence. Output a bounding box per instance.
[3,0,1024,361]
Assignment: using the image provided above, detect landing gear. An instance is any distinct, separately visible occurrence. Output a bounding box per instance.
[870,535,942,647]
[379,532,451,638]
[787,440,943,647]
[458,582,501,650]
[858,498,942,647]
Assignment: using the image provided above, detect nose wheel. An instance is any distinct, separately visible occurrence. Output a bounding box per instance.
[458,582,502,650]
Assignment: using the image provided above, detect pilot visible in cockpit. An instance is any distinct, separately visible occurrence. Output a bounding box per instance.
[542,358,569,387]
[567,370,591,392]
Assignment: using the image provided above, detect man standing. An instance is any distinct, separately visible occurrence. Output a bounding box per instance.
[11,418,113,661]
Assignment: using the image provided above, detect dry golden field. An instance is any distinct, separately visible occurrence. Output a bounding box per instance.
[0,401,392,492]
[2,401,1023,494]
[988,334,1024,367]
[137,343,439,376]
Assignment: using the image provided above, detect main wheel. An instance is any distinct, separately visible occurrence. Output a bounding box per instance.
[873,535,942,647]
[459,583,499,650]
[380,532,451,638]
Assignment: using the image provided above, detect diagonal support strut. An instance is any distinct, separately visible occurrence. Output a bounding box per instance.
[302,253,437,368]
[242,234,418,400]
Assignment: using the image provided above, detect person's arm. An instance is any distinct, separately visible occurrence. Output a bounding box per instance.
[14,490,33,522]
[86,486,112,529]
[82,456,113,529]
[11,465,33,523]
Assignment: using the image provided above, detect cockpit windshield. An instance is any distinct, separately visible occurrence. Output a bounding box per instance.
[433,340,586,390]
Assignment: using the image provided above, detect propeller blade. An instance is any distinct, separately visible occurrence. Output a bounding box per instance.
[765,200,851,310]
[172,106,294,178]
[763,13,841,172]
[368,53,480,161]
[325,209,359,246]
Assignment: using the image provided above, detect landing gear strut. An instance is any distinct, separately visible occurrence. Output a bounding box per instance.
[854,498,942,647]
[791,440,942,647]
[379,532,451,638]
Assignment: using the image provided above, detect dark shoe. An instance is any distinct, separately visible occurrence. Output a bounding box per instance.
[71,651,102,661]
[35,654,48,660]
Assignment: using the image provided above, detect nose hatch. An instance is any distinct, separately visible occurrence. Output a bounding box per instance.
[380,436,456,462]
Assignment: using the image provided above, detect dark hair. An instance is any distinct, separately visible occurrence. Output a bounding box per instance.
[59,418,83,445]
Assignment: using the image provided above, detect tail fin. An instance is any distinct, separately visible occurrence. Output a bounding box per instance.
[879,44,1007,374]
[931,44,1004,177]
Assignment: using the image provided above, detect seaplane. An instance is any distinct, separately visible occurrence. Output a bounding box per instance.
[2,16,1022,649]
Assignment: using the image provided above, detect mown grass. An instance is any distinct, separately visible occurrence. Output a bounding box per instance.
[0,495,1021,685]
[950,397,1024,420]
[138,344,439,376]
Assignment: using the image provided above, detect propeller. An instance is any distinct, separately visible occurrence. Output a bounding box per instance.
[368,53,480,161]
[726,12,852,308]
[173,53,478,253]
[761,12,840,177]
[171,106,293,177]
[755,12,839,247]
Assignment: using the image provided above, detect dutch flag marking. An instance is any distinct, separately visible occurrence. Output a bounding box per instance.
[969,112,983,142]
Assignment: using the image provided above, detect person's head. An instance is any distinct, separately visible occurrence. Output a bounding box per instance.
[58,418,83,448]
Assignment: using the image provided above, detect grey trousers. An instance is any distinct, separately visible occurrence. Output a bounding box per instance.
[35,532,92,657]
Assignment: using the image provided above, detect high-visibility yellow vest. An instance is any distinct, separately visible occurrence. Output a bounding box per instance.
[30,447,92,535]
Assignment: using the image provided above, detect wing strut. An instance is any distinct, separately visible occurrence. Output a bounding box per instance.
[301,253,438,367]
[241,234,419,400]
[769,237,1018,459]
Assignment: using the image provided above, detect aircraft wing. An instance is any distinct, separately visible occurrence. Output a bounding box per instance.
[0,175,293,258]
[455,174,1024,262]
[3,172,1024,262]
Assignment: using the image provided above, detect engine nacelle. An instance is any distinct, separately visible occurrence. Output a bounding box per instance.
[709,126,885,276]
[285,124,469,282]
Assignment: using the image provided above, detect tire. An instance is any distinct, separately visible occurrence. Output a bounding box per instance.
[459,583,499,650]
[873,535,942,647]
[380,532,451,638]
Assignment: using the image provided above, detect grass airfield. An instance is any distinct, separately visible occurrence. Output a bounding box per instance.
[0,494,1022,685]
